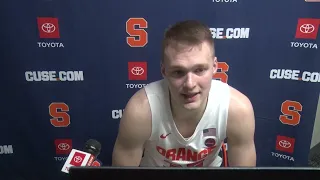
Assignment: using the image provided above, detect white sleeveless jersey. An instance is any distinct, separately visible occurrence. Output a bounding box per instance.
[140,79,230,167]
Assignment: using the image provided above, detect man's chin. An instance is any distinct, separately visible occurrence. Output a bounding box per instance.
[182,101,201,110]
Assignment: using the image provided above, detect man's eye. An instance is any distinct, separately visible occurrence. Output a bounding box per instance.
[195,68,204,73]
[195,68,206,74]
[172,70,184,77]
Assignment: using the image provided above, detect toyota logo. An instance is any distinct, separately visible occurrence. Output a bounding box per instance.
[131,66,144,75]
[73,156,83,163]
[300,24,315,34]
[41,23,56,33]
[58,143,70,150]
[279,140,291,148]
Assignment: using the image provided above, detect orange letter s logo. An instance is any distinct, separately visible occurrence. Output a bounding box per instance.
[213,62,229,83]
[126,18,148,47]
[279,100,302,126]
[49,102,70,127]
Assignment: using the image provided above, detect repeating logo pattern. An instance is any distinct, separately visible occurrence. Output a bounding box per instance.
[19,1,318,173]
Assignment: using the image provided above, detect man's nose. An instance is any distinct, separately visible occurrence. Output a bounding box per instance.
[184,73,196,89]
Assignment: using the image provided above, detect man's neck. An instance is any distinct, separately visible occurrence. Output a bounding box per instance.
[170,93,208,124]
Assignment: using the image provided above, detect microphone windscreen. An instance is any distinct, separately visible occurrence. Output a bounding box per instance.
[84,139,101,157]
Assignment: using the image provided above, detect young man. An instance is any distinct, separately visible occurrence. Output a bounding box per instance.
[112,20,256,167]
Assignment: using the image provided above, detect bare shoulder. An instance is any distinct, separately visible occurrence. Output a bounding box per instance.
[227,85,255,137]
[228,86,254,116]
[119,87,152,141]
[225,85,256,166]
[124,87,151,118]
[112,88,152,166]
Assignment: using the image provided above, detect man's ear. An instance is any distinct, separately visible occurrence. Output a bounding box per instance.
[212,56,218,74]
[161,61,166,78]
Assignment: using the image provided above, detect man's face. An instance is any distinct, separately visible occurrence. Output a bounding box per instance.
[161,42,217,111]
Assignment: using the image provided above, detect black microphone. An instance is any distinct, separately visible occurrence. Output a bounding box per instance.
[61,139,102,173]
[83,139,101,157]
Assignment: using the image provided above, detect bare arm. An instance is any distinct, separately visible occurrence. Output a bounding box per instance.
[112,89,151,166]
[226,87,256,167]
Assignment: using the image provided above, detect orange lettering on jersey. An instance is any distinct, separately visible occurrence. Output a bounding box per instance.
[156,146,166,156]
[198,149,208,159]
[156,146,216,161]
[166,149,176,160]
[187,149,197,161]
[176,148,186,161]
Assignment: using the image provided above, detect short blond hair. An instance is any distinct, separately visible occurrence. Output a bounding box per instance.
[162,20,215,63]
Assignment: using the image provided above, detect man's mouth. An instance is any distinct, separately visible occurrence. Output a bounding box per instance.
[181,92,200,99]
